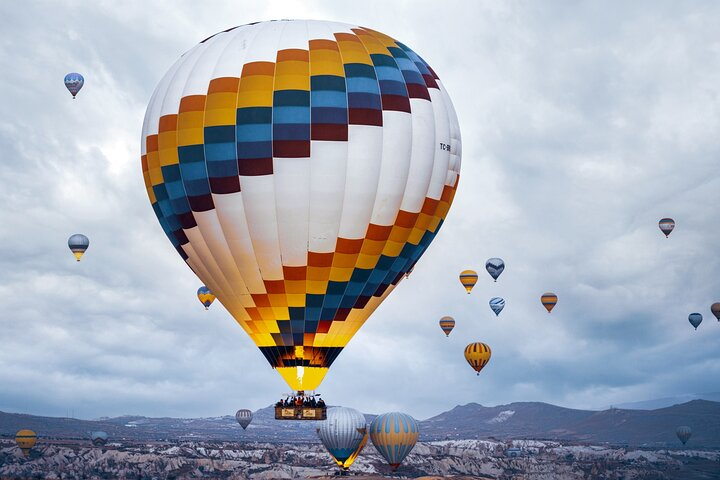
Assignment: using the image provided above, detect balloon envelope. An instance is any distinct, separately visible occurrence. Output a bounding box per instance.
[369,412,419,470]
[141,20,461,392]
[91,431,108,446]
[676,426,691,445]
[485,258,504,281]
[235,409,253,430]
[688,313,702,330]
[68,234,89,261]
[659,218,675,237]
[489,297,505,316]
[459,270,478,293]
[197,286,216,309]
[711,303,720,321]
[15,429,36,457]
[541,292,557,313]
[317,407,367,471]
[439,316,455,337]
[464,342,491,375]
[64,72,84,98]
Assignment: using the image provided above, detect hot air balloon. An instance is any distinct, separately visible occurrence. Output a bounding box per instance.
[659,218,675,238]
[91,431,108,446]
[15,429,36,458]
[68,234,89,261]
[541,292,557,313]
[676,426,691,445]
[197,286,216,310]
[369,412,419,471]
[141,20,461,394]
[464,342,491,375]
[489,297,505,316]
[64,73,84,99]
[688,313,702,330]
[439,316,455,337]
[235,409,253,430]
[485,258,504,282]
[711,303,720,321]
[317,407,368,472]
[459,270,478,294]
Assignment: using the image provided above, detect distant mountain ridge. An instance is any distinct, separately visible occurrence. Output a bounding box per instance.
[607,392,720,410]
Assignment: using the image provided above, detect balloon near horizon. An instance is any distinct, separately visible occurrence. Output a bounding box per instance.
[141,20,461,392]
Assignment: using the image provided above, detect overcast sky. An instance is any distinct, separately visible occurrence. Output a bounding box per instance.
[1,0,719,421]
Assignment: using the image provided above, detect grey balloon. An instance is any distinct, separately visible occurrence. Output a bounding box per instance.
[676,426,691,445]
[317,407,367,471]
[485,258,505,281]
[688,313,702,330]
[235,409,253,430]
[91,431,108,446]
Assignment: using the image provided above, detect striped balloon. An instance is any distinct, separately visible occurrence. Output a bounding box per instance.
[197,286,216,310]
[676,425,692,445]
[68,234,89,262]
[459,270,478,294]
[464,342,491,375]
[15,429,36,458]
[64,72,84,98]
[235,409,253,429]
[439,316,455,336]
[485,257,504,282]
[489,297,505,316]
[317,407,367,471]
[91,431,108,446]
[688,313,702,330]
[369,412,419,470]
[541,292,557,313]
[659,218,675,238]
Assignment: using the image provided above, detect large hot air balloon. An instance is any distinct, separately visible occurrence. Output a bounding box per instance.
[711,303,720,321]
[197,286,216,310]
[91,431,108,446]
[141,20,461,393]
[15,429,36,458]
[459,270,478,294]
[464,342,491,375]
[485,257,504,282]
[64,73,84,99]
[439,316,455,337]
[235,409,253,429]
[489,297,505,316]
[688,313,702,330]
[369,412,419,471]
[676,426,691,445]
[659,218,675,238]
[68,234,89,261]
[541,292,557,313]
[317,407,368,472]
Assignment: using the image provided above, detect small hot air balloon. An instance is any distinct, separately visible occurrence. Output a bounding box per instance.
[676,426,691,445]
[235,409,253,430]
[464,342,491,375]
[68,234,89,261]
[459,270,478,294]
[15,429,36,458]
[439,316,455,337]
[688,313,702,330]
[197,286,216,310]
[711,303,720,321]
[369,412,419,471]
[485,258,504,282]
[91,431,108,447]
[541,292,557,313]
[317,407,368,472]
[64,73,84,99]
[489,297,505,316]
[659,218,675,238]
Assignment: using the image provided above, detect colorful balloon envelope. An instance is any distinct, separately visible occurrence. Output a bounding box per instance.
[64,72,84,98]
[235,409,253,430]
[141,20,461,392]
[439,316,455,337]
[489,297,505,316]
[541,292,557,313]
[459,270,478,293]
[369,412,419,471]
[688,313,702,330]
[91,431,108,446]
[485,257,504,282]
[659,218,675,238]
[197,286,216,310]
[317,407,368,471]
[711,303,720,321]
[15,429,36,458]
[68,234,89,261]
[464,342,491,375]
[676,425,691,445]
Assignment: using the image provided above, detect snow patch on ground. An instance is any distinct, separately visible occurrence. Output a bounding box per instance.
[487,410,515,424]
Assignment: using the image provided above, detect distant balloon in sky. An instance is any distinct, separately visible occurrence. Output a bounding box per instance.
[140,20,461,393]
[659,218,675,238]
[64,73,84,99]
[15,429,36,458]
[459,270,478,294]
[317,407,368,472]
[688,313,702,330]
[91,431,108,446]
[676,426,691,445]
[439,316,455,337]
[369,412,419,471]
[711,303,720,321]
[464,342,491,375]
[68,234,89,261]
[541,292,558,313]
[489,297,505,316]
[235,409,253,430]
[197,286,216,310]
[485,258,504,282]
